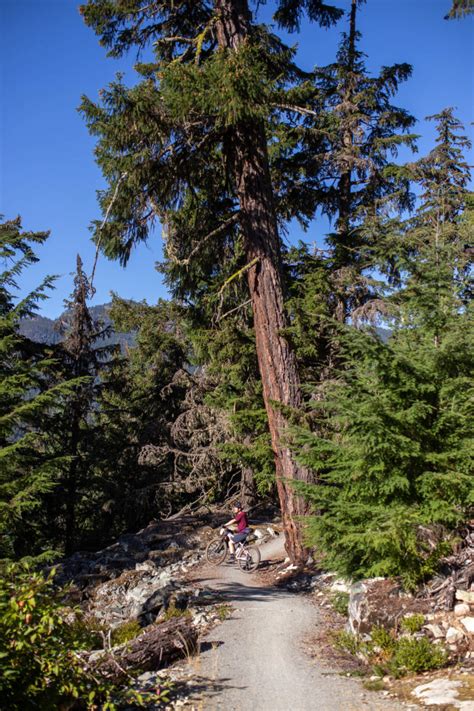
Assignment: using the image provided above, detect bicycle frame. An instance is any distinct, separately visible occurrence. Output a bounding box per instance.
[206,527,261,572]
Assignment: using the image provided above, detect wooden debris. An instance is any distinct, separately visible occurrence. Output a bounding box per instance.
[87,618,198,684]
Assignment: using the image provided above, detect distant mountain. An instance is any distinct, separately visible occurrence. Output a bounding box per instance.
[20,304,391,352]
[19,303,136,351]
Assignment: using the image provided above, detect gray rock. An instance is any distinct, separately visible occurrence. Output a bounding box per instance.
[460,616,474,634]
[456,589,474,604]
[424,624,445,638]
[445,626,464,644]
[454,603,470,617]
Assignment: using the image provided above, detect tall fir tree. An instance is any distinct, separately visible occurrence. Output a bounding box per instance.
[291,110,473,588]
[0,220,85,560]
[54,255,116,553]
[79,0,344,562]
[307,0,417,321]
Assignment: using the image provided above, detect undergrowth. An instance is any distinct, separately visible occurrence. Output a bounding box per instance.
[335,624,447,678]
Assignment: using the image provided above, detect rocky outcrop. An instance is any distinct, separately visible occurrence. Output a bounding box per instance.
[55,516,213,597]
[347,578,474,664]
[348,578,432,635]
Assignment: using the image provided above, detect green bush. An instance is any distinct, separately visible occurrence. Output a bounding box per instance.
[331,591,350,616]
[0,563,166,710]
[0,563,116,710]
[389,637,447,677]
[334,630,363,657]
[370,625,397,653]
[335,625,447,678]
[400,614,425,634]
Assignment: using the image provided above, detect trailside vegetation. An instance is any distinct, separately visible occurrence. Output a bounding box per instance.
[0,220,88,561]
[291,111,473,588]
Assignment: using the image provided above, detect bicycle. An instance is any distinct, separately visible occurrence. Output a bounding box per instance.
[206,527,261,573]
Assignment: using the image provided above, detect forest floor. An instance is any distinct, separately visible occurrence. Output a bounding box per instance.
[175,536,417,711]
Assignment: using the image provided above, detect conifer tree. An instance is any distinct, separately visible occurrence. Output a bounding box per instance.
[55,255,116,553]
[304,0,417,321]
[291,111,473,588]
[80,0,343,562]
[0,220,84,560]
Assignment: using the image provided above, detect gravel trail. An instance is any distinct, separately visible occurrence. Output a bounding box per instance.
[184,538,415,711]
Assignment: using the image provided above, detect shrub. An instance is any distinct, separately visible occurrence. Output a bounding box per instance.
[370,626,397,654]
[334,626,448,678]
[0,563,115,710]
[331,591,349,616]
[389,637,447,677]
[0,563,165,709]
[334,630,363,657]
[400,614,425,634]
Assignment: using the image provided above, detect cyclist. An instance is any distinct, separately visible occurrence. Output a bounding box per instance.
[223,501,250,561]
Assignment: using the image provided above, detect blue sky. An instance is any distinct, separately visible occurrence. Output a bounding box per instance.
[1,0,473,318]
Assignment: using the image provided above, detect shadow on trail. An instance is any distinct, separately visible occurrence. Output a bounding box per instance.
[171,674,246,701]
[191,576,291,604]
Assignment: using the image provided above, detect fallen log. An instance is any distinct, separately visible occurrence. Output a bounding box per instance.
[87,618,198,684]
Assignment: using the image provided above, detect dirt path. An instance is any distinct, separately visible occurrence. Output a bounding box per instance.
[183,538,416,711]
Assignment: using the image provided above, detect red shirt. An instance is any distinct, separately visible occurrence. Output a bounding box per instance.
[235,510,249,532]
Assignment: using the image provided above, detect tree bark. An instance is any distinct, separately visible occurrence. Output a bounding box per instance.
[215,0,311,564]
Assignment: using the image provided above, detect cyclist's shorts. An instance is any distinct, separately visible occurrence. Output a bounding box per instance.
[230,528,250,543]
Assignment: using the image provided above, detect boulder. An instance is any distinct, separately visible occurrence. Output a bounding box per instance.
[412,679,463,707]
[445,626,464,644]
[460,616,474,634]
[330,579,351,594]
[424,624,445,639]
[454,603,470,617]
[456,589,474,604]
[348,578,431,635]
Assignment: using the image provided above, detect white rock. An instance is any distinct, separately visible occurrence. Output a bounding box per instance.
[330,579,351,594]
[412,678,462,706]
[424,624,445,638]
[456,589,474,604]
[446,626,464,644]
[460,616,474,634]
[455,603,471,617]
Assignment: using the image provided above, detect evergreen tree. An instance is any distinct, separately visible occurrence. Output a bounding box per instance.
[291,111,473,588]
[0,220,84,560]
[52,255,115,553]
[191,304,274,507]
[306,0,417,320]
[91,297,210,535]
[79,0,343,562]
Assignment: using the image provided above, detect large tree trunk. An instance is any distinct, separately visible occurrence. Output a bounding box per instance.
[215,0,311,564]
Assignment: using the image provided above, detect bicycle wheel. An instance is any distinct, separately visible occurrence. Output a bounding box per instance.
[206,537,228,565]
[238,545,261,573]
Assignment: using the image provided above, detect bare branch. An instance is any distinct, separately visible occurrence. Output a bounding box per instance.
[164,213,240,267]
[272,103,320,119]
[217,298,252,322]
